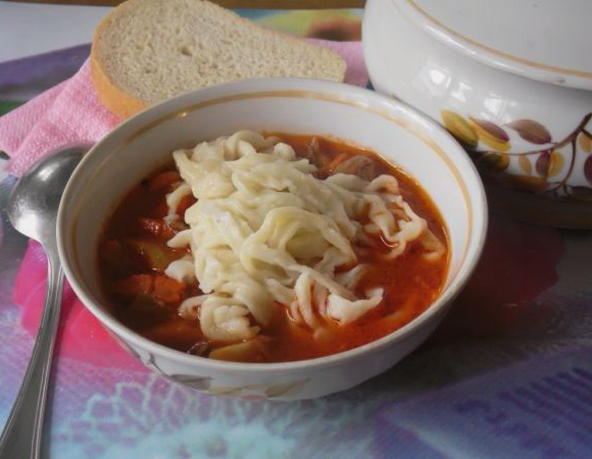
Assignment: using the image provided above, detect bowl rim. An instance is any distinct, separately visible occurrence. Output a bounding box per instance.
[57,77,488,373]
[394,0,592,90]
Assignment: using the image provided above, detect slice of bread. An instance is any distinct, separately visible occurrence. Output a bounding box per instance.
[91,0,347,118]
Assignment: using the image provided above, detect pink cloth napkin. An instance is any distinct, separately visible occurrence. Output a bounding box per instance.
[0,40,369,367]
[14,241,143,369]
[0,40,368,176]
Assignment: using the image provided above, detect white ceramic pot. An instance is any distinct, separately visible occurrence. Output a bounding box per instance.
[363,0,592,227]
[58,78,486,400]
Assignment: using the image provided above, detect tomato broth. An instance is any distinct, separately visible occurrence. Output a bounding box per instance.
[98,134,449,362]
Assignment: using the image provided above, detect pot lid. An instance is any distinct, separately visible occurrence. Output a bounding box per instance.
[396,0,592,90]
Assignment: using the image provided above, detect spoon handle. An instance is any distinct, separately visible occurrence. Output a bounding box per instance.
[0,251,64,459]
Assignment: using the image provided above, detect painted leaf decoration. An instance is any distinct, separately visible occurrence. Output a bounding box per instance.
[578,132,592,153]
[170,374,211,390]
[518,155,532,174]
[570,186,592,202]
[548,151,564,177]
[208,386,244,396]
[468,118,510,151]
[507,119,552,144]
[265,379,308,397]
[441,110,478,148]
[481,152,509,172]
[535,152,550,177]
[468,118,509,141]
[585,155,592,185]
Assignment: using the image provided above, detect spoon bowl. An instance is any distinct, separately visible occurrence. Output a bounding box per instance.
[1,146,86,459]
[8,147,85,245]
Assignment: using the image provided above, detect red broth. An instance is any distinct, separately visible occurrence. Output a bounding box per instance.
[98,134,449,362]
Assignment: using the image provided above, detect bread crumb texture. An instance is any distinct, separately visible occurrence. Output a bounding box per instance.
[93,0,346,106]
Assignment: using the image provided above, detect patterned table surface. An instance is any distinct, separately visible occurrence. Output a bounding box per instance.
[1,8,592,459]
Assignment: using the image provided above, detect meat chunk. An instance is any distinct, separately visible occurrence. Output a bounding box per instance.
[113,274,186,305]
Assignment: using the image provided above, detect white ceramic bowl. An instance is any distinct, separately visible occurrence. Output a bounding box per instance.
[363,0,592,227]
[58,78,487,400]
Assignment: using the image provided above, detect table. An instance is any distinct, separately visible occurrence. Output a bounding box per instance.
[1,6,592,458]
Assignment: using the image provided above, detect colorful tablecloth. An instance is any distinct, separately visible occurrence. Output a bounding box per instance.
[1,9,592,458]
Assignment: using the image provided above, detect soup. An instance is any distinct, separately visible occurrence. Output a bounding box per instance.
[98,131,448,363]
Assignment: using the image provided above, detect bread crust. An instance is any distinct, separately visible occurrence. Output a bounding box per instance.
[90,9,146,119]
[90,50,146,119]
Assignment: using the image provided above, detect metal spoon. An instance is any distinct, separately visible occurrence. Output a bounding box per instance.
[0,147,86,459]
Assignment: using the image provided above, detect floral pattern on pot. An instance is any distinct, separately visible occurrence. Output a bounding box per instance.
[441,110,592,201]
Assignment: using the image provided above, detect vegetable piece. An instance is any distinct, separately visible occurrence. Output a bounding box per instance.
[177,194,197,216]
[420,229,446,262]
[138,217,176,239]
[148,170,181,191]
[298,137,336,170]
[99,240,140,276]
[113,274,152,297]
[153,275,187,304]
[142,319,204,349]
[209,337,271,363]
[101,240,122,264]
[333,155,379,180]
[125,295,171,328]
[299,136,322,168]
[127,238,181,271]
[113,274,186,305]
[326,151,350,171]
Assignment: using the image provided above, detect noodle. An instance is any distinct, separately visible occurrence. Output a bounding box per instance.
[163,131,433,342]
